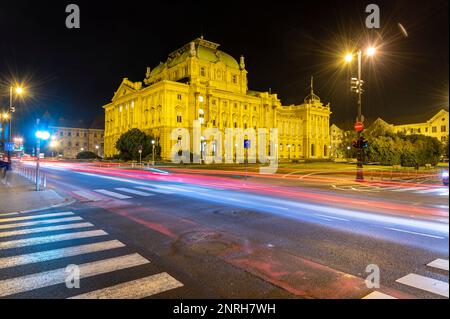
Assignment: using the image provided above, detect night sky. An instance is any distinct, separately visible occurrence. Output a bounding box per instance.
[0,0,448,146]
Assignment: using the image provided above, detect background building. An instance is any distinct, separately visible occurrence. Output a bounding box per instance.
[103,37,331,161]
[391,109,448,143]
[46,116,104,158]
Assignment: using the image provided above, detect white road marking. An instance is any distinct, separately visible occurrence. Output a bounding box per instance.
[316,216,333,222]
[384,227,444,239]
[415,188,447,194]
[0,216,83,230]
[135,186,174,195]
[114,188,155,197]
[0,222,94,238]
[264,205,289,211]
[0,240,125,270]
[315,214,349,222]
[0,253,150,297]
[73,191,102,202]
[362,291,397,299]
[0,212,74,223]
[396,273,449,297]
[94,189,132,199]
[0,230,108,250]
[427,259,449,271]
[69,272,183,299]
[391,187,426,192]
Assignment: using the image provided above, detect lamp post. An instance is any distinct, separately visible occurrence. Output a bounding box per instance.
[7,86,24,167]
[151,140,155,166]
[95,145,99,158]
[35,127,50,191]
[344,47,376,180]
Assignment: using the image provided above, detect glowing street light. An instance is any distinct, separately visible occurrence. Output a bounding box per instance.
[342,45,377,180]
[151,139,156,166]
[15,87,24,95]
[35,130,51,140]
[366,47,376,56]
[344,53,354,63]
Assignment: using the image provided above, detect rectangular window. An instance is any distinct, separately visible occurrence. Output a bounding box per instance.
[68,132,72,136]
[212,119,216,126]
[441,125,446,132]
[432,126,437,133]
[60,132,63,136]
[418,128,421,133]
[177,115,182,123]
[232,75,237,84]
[244,105,247,110]
[177,93,182,100]
[200,67,206,77]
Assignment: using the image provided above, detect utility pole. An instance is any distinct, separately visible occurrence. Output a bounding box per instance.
[35,119,41,191]
[356,49,364,181]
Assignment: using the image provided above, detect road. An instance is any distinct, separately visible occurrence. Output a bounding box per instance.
[0,161,448,299]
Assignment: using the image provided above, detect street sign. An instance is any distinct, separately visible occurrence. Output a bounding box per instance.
[354,122,364,132]
[4,142,15,152]
[244,139,250,149]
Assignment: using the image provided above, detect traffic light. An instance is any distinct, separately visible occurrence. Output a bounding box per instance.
[352,137,369,149]
[350,77,364,93]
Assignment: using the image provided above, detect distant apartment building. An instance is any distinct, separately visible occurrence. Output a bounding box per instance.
[48,119,104,158]
[391,109,449,143]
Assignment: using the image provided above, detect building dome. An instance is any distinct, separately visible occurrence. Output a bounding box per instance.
[149,37,240,78]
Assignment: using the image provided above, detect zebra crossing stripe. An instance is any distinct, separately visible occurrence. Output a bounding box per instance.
[0,222,94,238]
[69,272,183,299]
[0,216,83,230]
[427,259,449,271]
[94,189,132,199]
[114,188,155,197]
[0,230,108,250]
[0,240,125,270]
[135,186,174,195]
[362,291,397,299]
[0,212,74,224]
[73,191,102,202]
[0,253,150,297]
[396,273,449,297]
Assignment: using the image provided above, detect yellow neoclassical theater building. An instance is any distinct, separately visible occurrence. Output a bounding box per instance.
[103,37,331,161]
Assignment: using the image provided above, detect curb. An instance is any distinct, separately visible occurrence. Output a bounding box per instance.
[0,198,76,216]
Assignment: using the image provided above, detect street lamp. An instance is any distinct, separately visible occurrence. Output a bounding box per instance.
[7,85,25,167]
[344,46,377,180]
[95,145,99,158]
[35,129,50,191]
[151,140,155,166]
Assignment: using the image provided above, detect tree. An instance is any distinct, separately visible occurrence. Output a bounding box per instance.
[114,128,159,161]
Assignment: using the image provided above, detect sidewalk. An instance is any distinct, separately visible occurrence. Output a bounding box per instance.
[0,170,71,214]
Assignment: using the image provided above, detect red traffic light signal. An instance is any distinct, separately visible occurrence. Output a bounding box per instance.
[354,122,364,132]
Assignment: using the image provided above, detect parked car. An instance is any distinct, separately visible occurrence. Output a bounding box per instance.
[442,170,449,186]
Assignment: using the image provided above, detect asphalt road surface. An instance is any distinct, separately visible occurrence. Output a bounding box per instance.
[0,161,448,299]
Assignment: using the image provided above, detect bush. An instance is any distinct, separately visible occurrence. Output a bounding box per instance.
[76,151,99,159]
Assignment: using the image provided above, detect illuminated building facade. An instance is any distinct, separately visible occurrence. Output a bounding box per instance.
[49,126,104,158]
[103,37,331,161]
